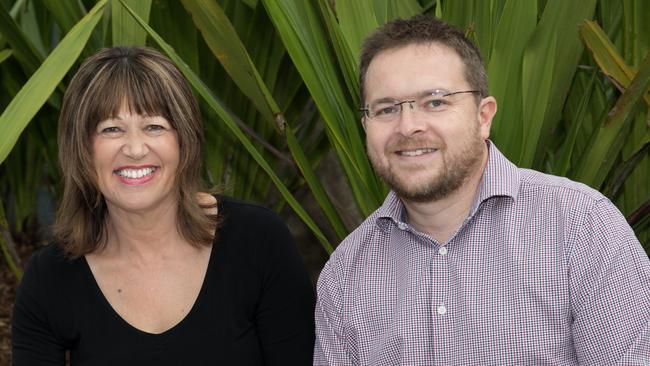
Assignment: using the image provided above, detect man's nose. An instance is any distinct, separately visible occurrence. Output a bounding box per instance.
[396,102,426,136]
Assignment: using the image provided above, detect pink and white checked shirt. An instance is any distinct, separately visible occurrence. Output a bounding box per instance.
[315,143,650,365]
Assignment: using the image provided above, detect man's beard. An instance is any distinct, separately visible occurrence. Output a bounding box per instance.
[368,130,485,203]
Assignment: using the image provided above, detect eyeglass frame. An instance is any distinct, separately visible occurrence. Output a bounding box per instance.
[359,89,481,121]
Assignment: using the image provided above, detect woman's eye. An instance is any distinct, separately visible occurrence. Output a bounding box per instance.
[100,126,121,134]
[145,124,165,132]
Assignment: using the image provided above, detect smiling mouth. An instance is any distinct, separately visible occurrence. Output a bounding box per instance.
[114,167,157,179]
[397,148,438,157]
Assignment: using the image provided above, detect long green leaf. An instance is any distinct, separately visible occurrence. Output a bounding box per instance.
[0,0,43,74]
[485,0,536,160]
[182,0,347,237]
[43,0,102,57]
[579,20,650,107]
[519,31,557,167]
[120,0,335,253]
[382,0,421,21]
[317,0,359,104]
[42,0,86,34]
[624,0,649,67]
[180,0,281,130]
[262,0,385,216]
[149,0,199,73]
[0,0,107,165]
[555,71,597,176]
[286,127,348,240]
[574,50,650,187]
[335,0,379,65]
[112,0,151,46]
[0,199,22,280]
[0,0,26,48]
[521,0,597,168]
[0,48,11,64]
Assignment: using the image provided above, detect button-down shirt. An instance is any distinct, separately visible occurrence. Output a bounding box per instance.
[315,143,650,365]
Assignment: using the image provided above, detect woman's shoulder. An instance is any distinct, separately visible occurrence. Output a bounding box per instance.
[214,196,295,255]
[26,242,84,272]
[13,243,87,354]
[20,243,87,295]
[217,196,287,229]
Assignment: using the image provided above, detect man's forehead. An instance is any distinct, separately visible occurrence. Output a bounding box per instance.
[364,43,467,100]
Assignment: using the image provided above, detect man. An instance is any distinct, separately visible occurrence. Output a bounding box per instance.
[314,15,650,365]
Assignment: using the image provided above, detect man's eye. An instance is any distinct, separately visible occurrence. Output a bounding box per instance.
[373,106,399,116]
[423,98,447,110]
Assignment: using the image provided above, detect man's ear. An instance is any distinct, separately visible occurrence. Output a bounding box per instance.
[477,96,497,140]
[361,117,367,132]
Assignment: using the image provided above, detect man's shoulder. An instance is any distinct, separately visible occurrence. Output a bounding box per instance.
[328,209,387,266]
[517,167,606,204]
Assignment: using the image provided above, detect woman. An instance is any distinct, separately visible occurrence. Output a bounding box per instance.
[12,47,315,365]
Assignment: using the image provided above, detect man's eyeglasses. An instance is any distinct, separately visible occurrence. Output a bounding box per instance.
[360,89,480,122]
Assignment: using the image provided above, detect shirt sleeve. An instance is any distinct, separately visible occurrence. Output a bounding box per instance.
[254,212,316,366]
[569,198,650,365]
[12,251,66,366]
[314,254,353,365]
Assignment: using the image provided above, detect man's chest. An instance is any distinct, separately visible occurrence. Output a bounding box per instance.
[343,228,575,365]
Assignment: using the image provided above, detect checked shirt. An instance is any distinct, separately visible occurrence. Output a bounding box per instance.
[314,143,650,365]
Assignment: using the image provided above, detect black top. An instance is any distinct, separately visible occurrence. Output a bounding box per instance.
[12,197,315,365]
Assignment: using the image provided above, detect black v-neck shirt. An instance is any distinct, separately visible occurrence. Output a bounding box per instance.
[12,197,315,365]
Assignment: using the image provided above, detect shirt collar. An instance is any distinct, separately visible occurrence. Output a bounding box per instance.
[374,140,520,230]
[474,140,519,206]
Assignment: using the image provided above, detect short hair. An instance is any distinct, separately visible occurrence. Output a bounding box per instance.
[53,46,218,258]
[359,14,488,104]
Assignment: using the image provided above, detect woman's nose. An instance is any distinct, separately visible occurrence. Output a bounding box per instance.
[121,132,149,160]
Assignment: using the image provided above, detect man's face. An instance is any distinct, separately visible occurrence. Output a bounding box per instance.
[362,43,495,202]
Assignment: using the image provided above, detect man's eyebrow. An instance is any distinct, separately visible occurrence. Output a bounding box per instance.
[368,96,401,105]
[368,89,450,104]
[417,89,449,97]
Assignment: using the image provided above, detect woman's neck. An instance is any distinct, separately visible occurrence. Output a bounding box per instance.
[101,198,184,260]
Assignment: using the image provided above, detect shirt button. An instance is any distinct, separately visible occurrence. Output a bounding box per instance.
[437,305,447,315]
[397,222,407,230]
[439,247,448,255]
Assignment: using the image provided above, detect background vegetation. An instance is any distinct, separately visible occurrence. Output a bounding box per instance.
[0,0,648,282]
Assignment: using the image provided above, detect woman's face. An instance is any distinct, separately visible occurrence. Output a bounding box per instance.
[92,104,180,215]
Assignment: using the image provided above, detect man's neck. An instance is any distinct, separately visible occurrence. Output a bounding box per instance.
[402,151,488,244]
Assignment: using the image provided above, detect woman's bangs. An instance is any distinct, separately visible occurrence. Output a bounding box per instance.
[87,64,170,127]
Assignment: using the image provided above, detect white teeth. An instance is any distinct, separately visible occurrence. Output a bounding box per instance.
[399,148,436,156]
[115,167,156,179]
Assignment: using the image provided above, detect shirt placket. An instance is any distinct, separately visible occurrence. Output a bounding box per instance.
[430,238,450,365]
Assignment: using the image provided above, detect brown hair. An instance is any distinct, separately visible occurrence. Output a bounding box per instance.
[53,46,219,258]
[359,14,488,104]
